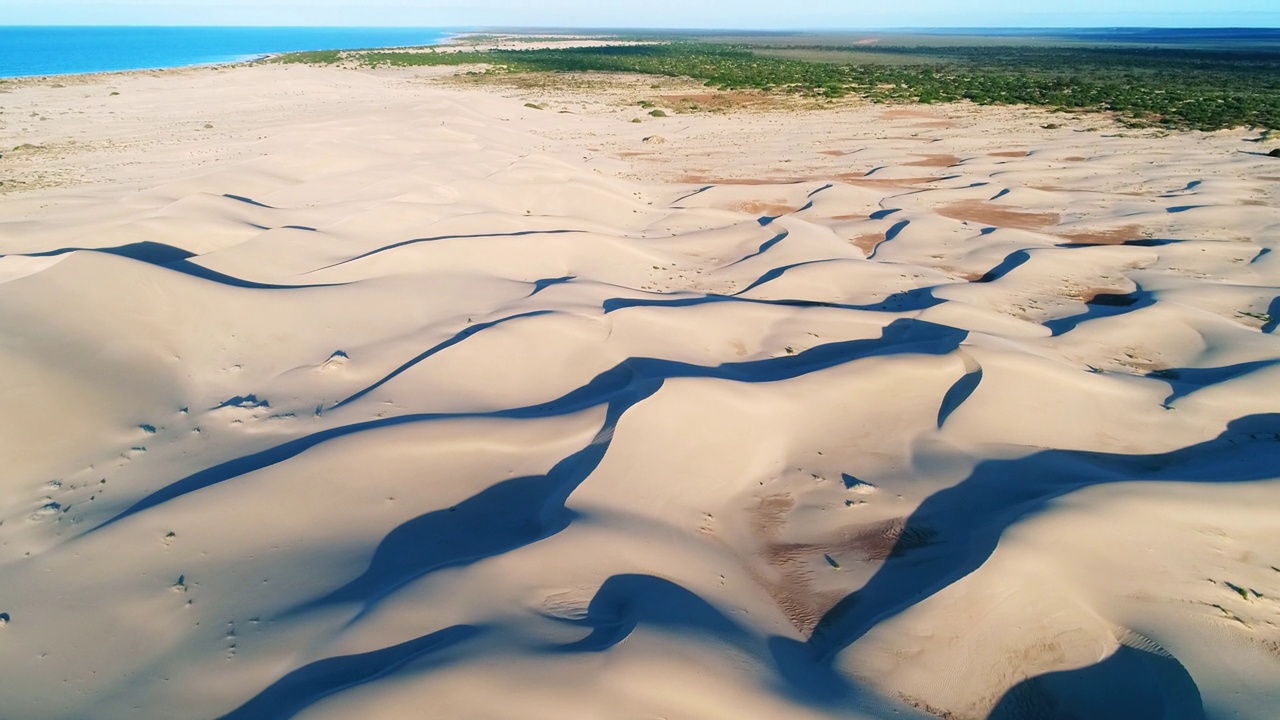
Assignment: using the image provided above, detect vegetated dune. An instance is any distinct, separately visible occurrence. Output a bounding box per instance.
[0,63,1278,720]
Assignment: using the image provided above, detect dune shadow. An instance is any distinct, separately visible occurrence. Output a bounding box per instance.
[1043,286,1156,336]
[3,240,342,289]
[293,400,635,619]
[734,259,834,295]
[806,413,1280,663]
[671,184,715,205]
[527,275,576,297]
[290,319,967,618]
[223,193,276,209]
[165,260,344,290]
[1163,180,1202,194]
[726,230,789,267]
[1148,360,1280,405]
[604,286,944,314]
[973,249,1030,284]
[1265,296,1280,334]
[551,574,859,706]
[316,229,585,270]
[988,644,1204,720]
[10,240,196,264]
[551,573,752,653]
[218,624,482,720]
[89,319,966,536]
[937,365,982,427]
[333,310,555,409]
[868,220,910,260]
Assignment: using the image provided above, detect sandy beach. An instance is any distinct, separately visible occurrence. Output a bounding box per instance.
[1,59,1279,719]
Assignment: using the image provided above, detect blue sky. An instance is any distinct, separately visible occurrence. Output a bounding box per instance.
[3,0,1277,28]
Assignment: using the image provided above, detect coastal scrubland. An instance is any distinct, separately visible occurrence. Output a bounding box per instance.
[272,38,1280,131]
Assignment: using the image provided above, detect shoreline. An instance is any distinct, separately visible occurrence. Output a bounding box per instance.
[0,26,466,82]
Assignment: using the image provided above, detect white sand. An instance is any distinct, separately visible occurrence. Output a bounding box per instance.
[1,61,1278,720]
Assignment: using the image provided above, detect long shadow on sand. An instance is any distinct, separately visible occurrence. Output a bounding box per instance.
[292,381,649,620]
[218,624,483,720]
[788,412,1280,699]
[604,286,945,315]
[314,229,586,271]
[5,241,343,290]
[332,310,556,409]
[549,573,863,706]
[1043,286,1157,336]
[728,229,789,267]
[550,573,754,653]
[230,574,871,720]
[987,643,1205,720]
[87,318,966,536]
[277,320,963,620]
[972,249,1030,284]
[10,240,196,264]
[1149,360,1280,405]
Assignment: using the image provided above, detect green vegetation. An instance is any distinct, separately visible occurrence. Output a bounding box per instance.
[269,42,1280,131]
[272,49,344,64]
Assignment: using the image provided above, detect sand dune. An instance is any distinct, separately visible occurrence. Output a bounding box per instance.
[1,63,1279,719]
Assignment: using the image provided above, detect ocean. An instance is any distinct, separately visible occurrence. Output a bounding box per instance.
[0,26,455,79]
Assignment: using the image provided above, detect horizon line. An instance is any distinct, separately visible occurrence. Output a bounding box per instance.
[4,24,1280,30]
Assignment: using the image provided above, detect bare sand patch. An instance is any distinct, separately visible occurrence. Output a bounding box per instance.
[903,153,962,168]
[732,201,800,216]
[1055,224,1148,245]
[938,200,1062,229]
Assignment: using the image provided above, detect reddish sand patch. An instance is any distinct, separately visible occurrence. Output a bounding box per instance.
[680,173,940,190]
[1064,156,1089,162]
[853,233,886,254]
[911,120,955,129]
[938,200,1061,230]
[748,494,843,635]
[820,149,851,157]
[903,154,962,168]
[679,175,806,186]
[748,495,932,636]
[616,151,651,157]
[733,201,798,217]
[990,150,1030,158]
[835,173,940,188]
[1055,224,1146,245]
[1032,184,1150,198]
[831,213,867,221]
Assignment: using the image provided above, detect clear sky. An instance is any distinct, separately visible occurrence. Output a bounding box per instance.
[3,0,1277,28]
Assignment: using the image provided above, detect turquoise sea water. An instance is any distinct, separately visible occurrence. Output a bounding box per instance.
[0,27,454,78]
